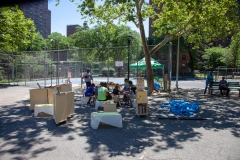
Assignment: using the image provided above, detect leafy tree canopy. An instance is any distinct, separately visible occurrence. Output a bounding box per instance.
[56,0,240,94]
[202,47,227,69]
[46,32,73,50]
[0,6,36,53]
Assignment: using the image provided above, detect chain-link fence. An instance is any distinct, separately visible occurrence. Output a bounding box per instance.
[1,44,192,86]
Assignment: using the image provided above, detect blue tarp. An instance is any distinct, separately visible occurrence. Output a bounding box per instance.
[161,99,199,116]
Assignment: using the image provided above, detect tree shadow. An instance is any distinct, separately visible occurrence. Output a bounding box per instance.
[0,88,239,159]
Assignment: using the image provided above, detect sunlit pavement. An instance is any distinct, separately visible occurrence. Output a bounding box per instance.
[15,77,206,89]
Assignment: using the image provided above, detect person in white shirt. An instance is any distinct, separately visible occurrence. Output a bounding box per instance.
[83,68,93,88]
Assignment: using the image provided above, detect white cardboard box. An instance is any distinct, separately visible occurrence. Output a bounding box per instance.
[136,77,144,90]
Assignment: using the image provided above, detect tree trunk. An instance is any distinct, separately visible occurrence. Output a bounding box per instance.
[188,50,195,77]
[135,0,154,95]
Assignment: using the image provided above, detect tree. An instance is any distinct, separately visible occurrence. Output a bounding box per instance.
[0,6,37,81]
[226,32,240,67]
[57,0,239,95]
[26,32,46,51]
[46,32,73,50]
[0,6,36,53]
[202,47,227,69]
[69,24,141,61]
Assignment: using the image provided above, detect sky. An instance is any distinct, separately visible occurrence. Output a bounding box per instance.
[48,0,149,37]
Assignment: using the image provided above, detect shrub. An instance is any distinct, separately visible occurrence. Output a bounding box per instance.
[101,67,115,77]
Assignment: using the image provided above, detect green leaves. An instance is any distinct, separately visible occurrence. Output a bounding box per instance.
[0,6,36,53]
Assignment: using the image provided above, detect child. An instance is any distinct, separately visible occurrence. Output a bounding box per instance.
[67,69,71,84]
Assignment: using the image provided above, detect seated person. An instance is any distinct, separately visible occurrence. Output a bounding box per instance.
[123,78,130,92]
[112,84,120,95]
[85,83,95,105]
[219,76,230,97]
[126,80,137,102]
[128,81,137,98]
[97,82,111,101]
[94,84,99,98]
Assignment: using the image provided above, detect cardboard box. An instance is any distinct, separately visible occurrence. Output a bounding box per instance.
[103,103,117,112]
[136,90,148,103]
[136,77,144,90]
[29,88,48,110]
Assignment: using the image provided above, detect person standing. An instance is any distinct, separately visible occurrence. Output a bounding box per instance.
[83,68,93,88]
[204,71,214,94]
[67,69,71,84]
[219,76,230,97]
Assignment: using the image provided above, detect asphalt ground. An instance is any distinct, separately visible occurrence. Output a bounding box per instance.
[0,84,240,160]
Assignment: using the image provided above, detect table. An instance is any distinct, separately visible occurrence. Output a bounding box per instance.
[91,112,123,129]
[34,104,54,117]
[95,100,104,111]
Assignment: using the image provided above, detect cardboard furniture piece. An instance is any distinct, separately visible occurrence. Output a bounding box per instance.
[103,102,117,112]
[58,84,72,92]
[34,104,54,117]
[90,112,123,129]
[53,91,75,124]
[47,87,56,104]
[81,97,90,105]
[29,88,48,110]
[95,101,104,111]
[136,90,148,103]
[135,89,148,116]
[136,77,145,90]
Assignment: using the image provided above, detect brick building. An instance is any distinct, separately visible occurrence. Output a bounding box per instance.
[67,25,80,37]
[18,0,51,39]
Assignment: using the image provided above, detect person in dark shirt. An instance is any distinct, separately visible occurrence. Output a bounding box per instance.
[219,76,230,97]
[112,84,120,95]
[124,80,136,104]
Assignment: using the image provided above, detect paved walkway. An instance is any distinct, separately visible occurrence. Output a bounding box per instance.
[0,85,240,160]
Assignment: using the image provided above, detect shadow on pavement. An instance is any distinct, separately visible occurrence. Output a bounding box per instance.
[0,88,239,159]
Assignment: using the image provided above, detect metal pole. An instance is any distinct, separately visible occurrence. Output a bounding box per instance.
[81,49,83,88]
[12,53,14,83]
[107,51,109,82]
[51,59,52,87]
[57,45,59,85]
[137,43,139,77]
[176,36,180,89]
[168,42,172,91]
[44,46,46,87]
[24,52,26,86]
[127,39,130,80]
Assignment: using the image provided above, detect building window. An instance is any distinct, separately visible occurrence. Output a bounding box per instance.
[182,55,186,60]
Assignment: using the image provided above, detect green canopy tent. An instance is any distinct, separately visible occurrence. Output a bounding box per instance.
[130,57,164,76]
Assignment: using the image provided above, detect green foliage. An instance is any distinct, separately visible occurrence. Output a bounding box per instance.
[202,47,227,69]
[226,32,240,67]
[69,24,141,62]
[26,32,46,51]
[101,67,115,77]
[0,6,37,53]
[46,32,73,50]
[58,0,240,93]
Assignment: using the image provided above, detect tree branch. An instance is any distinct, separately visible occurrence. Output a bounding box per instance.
[149,34,173,56]
[178,0,210,35]
[180,23,206,37]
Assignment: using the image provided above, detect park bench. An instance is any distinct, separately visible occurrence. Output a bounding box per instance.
[209,81,240,96]
[209,82,220,95]
[228,82,240,96]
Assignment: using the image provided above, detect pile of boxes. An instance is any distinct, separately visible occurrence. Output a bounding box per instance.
[135,77,148,116]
